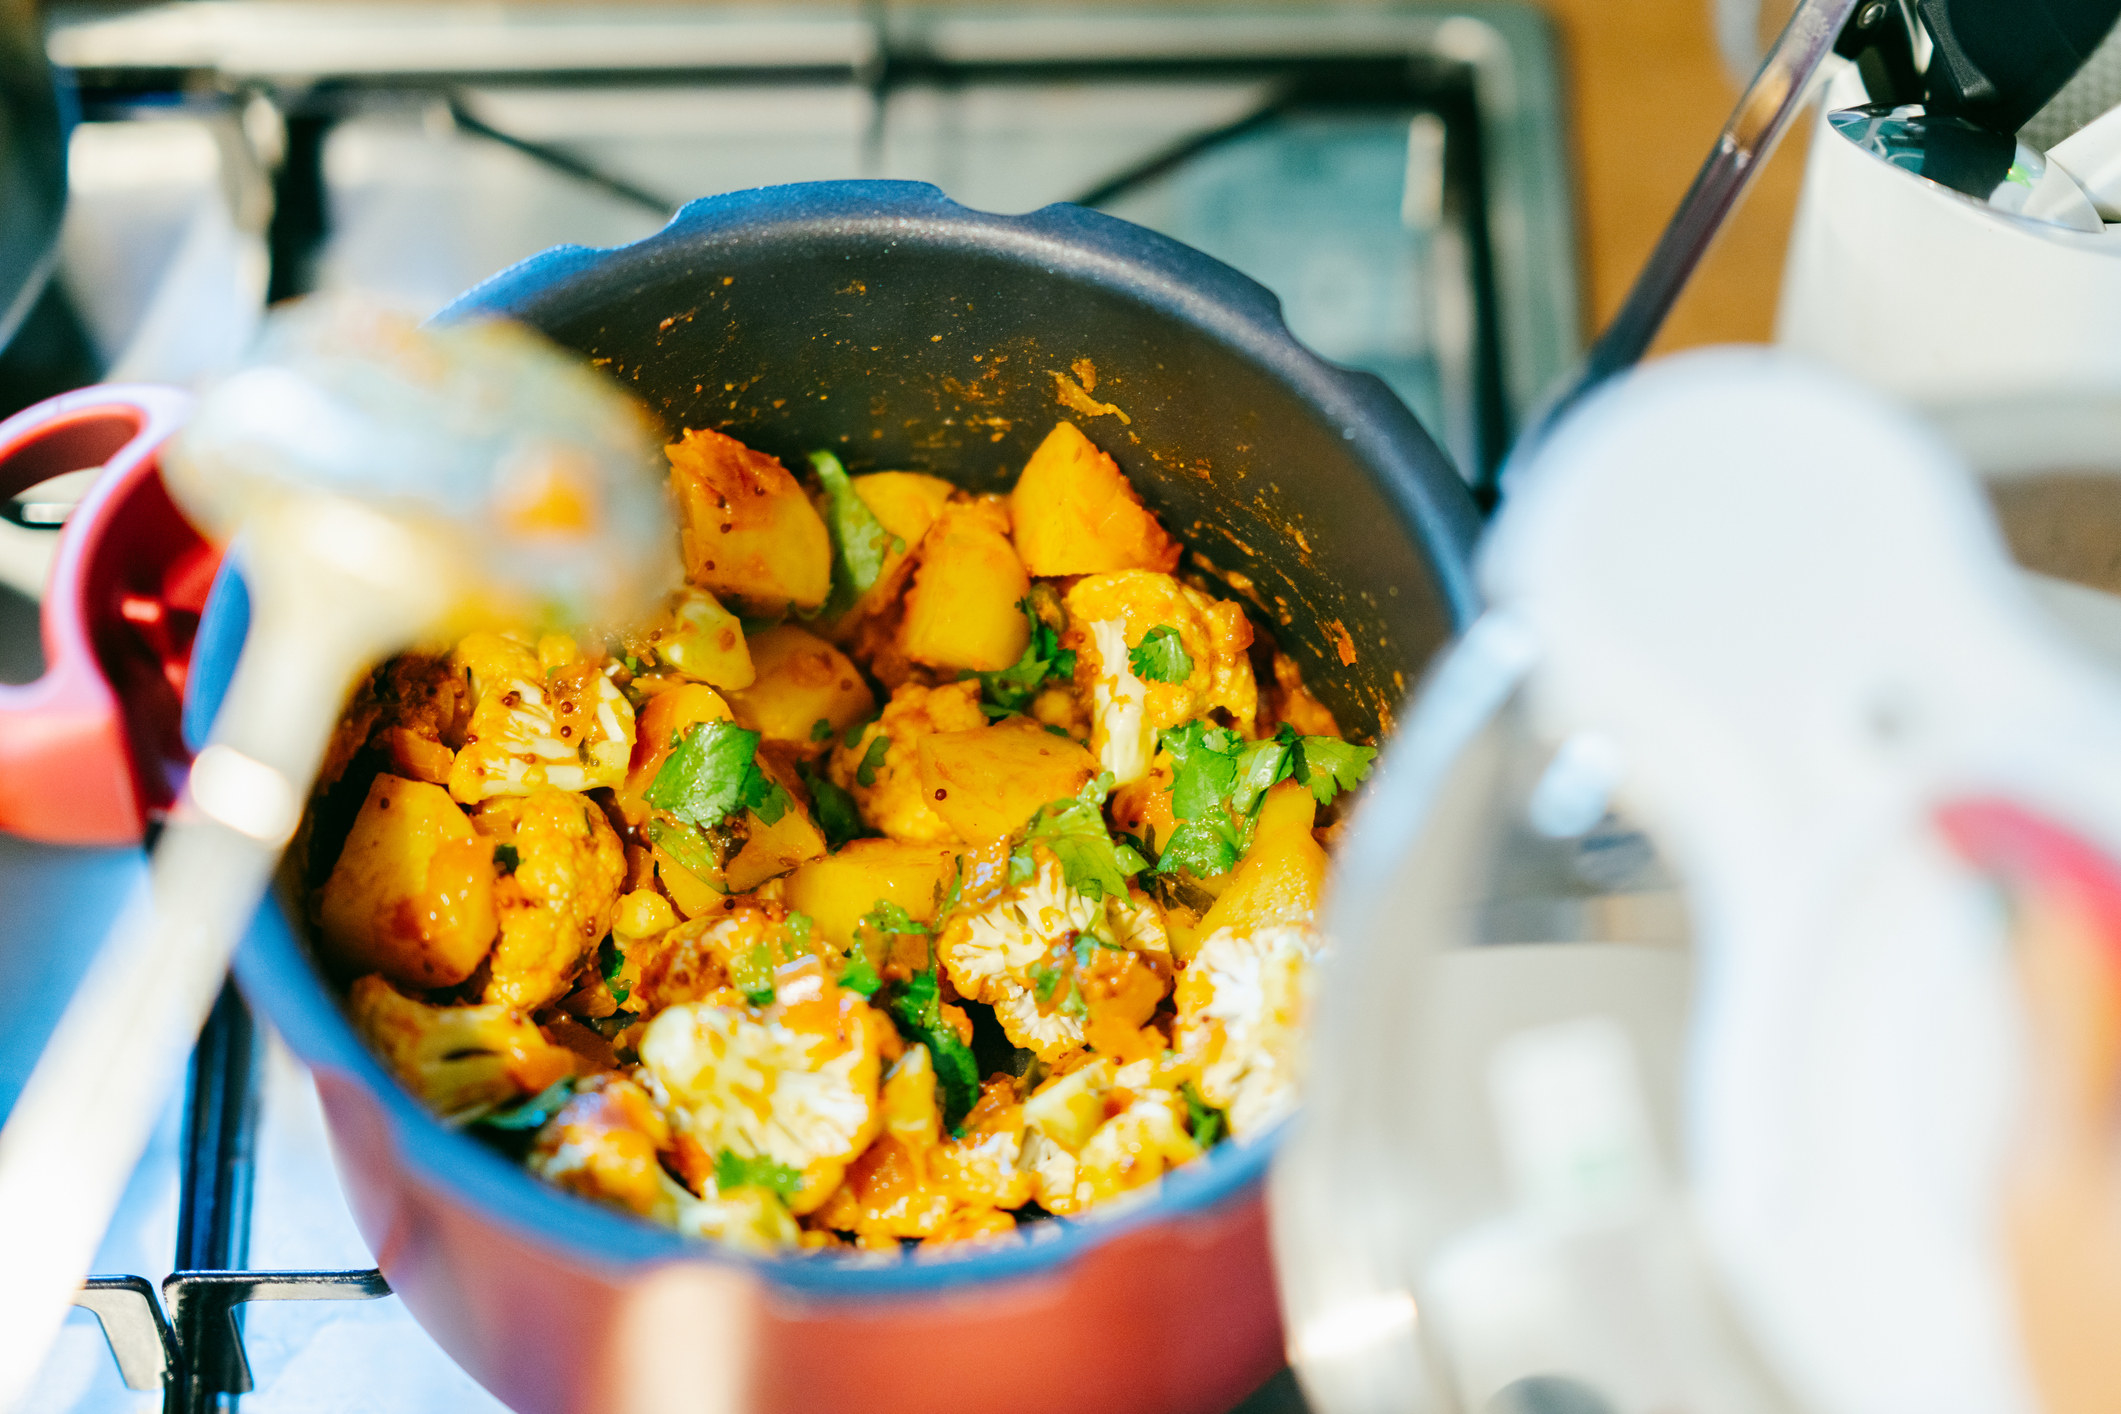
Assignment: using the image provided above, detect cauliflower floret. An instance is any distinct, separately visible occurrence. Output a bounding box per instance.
[348,974,572,1121]
[934,847,1169,1060]
[812,1044,1021,1246]
[1021,1057,1200,1215]
[660,1171,801,1252]
[828,679,986,842]
[1062,571,1258,786]
[529,1072,671,1217]
[626,900,824,1014]
[525,1070,802,1249]
[638,990,888,1215]
[448,631,636,804]
[316,653,473,793]
[1173,923,1323,1137]
[475,789,627,1011]
[921,1075,1040,1214]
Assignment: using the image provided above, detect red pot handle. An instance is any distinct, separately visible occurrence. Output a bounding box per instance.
[0,386,216,846]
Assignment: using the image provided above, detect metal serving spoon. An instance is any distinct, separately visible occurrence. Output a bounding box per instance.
[1515,0,1863,457]
[0,298,676,1410]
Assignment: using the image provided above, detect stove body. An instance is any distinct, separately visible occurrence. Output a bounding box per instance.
[9,6,1577,1409]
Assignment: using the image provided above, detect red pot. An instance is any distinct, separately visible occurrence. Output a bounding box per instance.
[0,384,214,845]
[24,182,1478,1414]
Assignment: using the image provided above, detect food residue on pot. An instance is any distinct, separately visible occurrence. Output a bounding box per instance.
[1050,364,1130,425]
[1326,619,1357,666]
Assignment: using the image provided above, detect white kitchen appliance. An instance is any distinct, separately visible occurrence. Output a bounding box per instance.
[1780,58,2121,405]
[1273,349,2121,1414]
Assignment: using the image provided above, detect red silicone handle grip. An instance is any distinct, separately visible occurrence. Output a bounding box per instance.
[0,386,211,845]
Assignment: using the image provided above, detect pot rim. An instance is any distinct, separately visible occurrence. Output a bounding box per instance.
[222,178,1479,1297]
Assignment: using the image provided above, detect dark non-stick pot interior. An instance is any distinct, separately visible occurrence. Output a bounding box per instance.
[443,179,1478,738]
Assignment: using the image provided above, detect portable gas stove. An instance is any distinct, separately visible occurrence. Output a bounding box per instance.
[6,5,1577,1408]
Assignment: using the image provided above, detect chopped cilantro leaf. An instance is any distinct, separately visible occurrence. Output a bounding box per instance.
[598,935,631,1006]
[1156,717,1374,845]
[1293,735,1379,806]
[885,970,980,1129]
[743,773,792,826]
[843,719,871,749]
[1155,815,1243,877]
[1161,720,1240,821]
[715,1148,804,1200]
[838,949,882,996]
[1020,772,1149,901]
[1118,825,1158,867]
[855,733,890,788]
[1229,736,1296,817]
[811,450,902,621]
[587,1008,638,1040]
[1073,932,1123,964]
[647,721,775,828]
[810,717,835,743]
[1129,624,1193,683]
[798,761,865,849]
[474,1077,576,1132]
[975,597,1076,715]
[491,843,520,875]
[643,817,724,888]
[860,899,931,937]
[1182,1081,1226,1149]
[732,938,778,1004]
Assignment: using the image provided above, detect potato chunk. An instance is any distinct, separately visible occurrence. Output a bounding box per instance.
[916,718,1096,842]
[668,427,831,614]
[724,749,828,894]
[615,683,734,828]
[725,625,876,752]
[319,775,498,990]
[899,497,1031,673]
[643,587,754,690]
[829,680,988,842]
[476,789,627,1011]
[1009,422,1180,576]
[1198,778,1326,938]
[784,838,962,950]
[825,472,956,630]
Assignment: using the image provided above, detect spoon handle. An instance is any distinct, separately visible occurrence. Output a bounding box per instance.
[1518,0,1860,460]
[0,576,375,1412]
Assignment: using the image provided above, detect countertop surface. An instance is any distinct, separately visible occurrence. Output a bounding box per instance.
[1536,0,1809,357]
